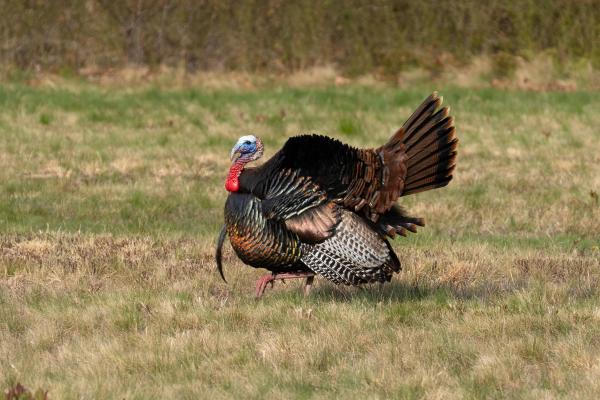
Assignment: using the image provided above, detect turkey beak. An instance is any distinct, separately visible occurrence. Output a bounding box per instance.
[230,144,242,162]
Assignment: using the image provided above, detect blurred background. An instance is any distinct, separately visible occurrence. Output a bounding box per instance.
[1,0,598,87]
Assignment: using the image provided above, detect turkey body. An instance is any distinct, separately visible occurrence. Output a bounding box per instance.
[225,192,400,284]
[218,93,457,286]
[224,192,304,273]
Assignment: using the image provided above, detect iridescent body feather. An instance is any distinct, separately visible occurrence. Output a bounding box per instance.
[217,93,457,287]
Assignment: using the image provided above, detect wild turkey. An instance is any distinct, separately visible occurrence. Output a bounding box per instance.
[216,93,457,297]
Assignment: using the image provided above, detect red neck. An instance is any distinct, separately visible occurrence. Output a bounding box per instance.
[225,160,246,192]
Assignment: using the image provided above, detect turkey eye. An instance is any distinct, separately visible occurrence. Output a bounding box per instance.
[244,141,252,145]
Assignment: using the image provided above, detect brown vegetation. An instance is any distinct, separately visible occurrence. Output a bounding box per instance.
[0,1,598,76]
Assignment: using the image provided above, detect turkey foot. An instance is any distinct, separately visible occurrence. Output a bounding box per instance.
[255,272,316,298]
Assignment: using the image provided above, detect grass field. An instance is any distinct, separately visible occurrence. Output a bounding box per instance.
[1,80,600,399]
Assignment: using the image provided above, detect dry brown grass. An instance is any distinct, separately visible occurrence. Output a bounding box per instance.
[2,233,600,398]
[1,81,600,398]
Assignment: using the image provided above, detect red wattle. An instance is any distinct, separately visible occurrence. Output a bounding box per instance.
[225,161,244,192]
[225,177,239,192]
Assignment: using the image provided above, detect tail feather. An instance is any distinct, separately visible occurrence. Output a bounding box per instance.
[406,118,454,158]
[376,205,425,239]
[405,143,457,186]
[403,93,443,138]
[401,92,458,197]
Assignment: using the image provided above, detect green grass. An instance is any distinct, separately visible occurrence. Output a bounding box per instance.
[1,81,600,399]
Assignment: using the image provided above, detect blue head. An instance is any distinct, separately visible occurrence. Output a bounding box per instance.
[229,135,264,163]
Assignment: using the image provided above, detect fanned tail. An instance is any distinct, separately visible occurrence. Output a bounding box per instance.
[399,92,458,196]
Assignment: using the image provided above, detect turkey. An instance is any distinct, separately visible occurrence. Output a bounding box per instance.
[216,92,457,297]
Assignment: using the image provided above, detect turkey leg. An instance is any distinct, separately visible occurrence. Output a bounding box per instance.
[255,272,316,298]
